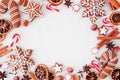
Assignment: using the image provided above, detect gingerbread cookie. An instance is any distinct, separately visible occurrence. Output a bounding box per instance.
[18,0,28,7]
[23,1,44,22]
[100,46,120,79]
[52,62,63,73]
[80,0,106,24]
[8,46,35,74]
[0,0,21,28]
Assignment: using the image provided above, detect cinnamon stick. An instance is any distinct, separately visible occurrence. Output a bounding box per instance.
[77,76,81,80]
[0,44,2,47]
[97,28,119,49]
[29,72,38,80]
[108,0,120,10]
[0,45,8,51]
[97,36,120,40]
[0,49,12,57]
[71,74,76,80]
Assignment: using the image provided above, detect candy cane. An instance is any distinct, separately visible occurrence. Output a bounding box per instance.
[90,60,100,73]
[10,33,20,47]
[108,26,116,30]
[102,18,111,25]
[46,4,59,12]
[71,4,80,12]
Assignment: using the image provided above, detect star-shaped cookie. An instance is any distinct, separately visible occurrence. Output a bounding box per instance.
[52,62,63,73]
[23,1,44,22]
[98,26,108,35]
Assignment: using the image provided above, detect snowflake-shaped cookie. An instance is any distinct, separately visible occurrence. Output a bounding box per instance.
[80,0,106,24]
[8,46,35,74]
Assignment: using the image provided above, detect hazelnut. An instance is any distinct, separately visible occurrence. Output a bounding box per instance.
[57,75,64,80]
[91,24,98,31]
[67,67,73,73]
[13,76,19,80]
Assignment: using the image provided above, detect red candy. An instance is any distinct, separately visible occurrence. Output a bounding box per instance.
[114,46,120,53]
[67,67,73,73]
[22,20,29,27]
[57,75,64,80]
[91,24,98,31]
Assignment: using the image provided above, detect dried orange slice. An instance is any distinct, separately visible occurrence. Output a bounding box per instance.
[48,0,63,6]
[110,12,120,26]
[111,68,120,80]
[35,64,49,80]
[0,19,12,34]
[48,71,55,80]
[86,72,99,80]
[0,34,6,42]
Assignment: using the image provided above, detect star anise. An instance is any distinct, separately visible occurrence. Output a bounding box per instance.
[83,64,91,73]
[78,70,84,78]
[21,75,31,80]
[64,0,73,8]
[106,41,115,51]
[0,71,7,80]
[95,57,100,62]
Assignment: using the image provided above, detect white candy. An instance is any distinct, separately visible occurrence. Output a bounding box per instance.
[72,4,80,12]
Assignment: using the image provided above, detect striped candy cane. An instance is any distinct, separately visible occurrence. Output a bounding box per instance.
[46,4,59,12]
[10,34,20,47]
[91,60,100,73]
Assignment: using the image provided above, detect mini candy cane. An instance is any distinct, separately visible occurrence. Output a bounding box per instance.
[10,33,20,47]
[46,4,59,12]
[102,18,111,25]
[71,4,80,12]
[90,60,100,73]
[108,26,116,30]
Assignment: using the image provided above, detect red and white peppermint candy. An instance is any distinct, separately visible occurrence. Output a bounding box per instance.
[10,33,20,47]
[1,62,9,69]
[71,4,80,12]
[46,4,59,12]
[102,18,111,25]
[64,73,72,80]
[90,46,98,55]
[90,60,100,73]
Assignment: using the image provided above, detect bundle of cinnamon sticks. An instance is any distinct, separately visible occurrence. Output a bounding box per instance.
[108,0,120,10]
[0,44,12,57]
[97,28,119,49]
